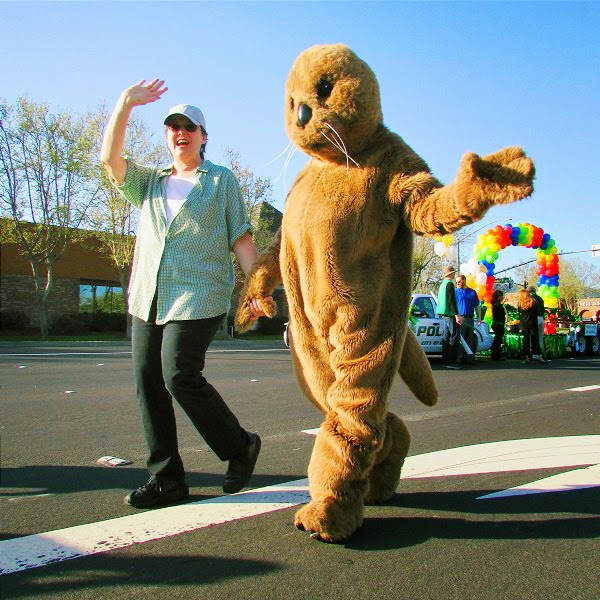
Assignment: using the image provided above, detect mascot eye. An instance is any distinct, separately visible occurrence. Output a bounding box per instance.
[316,78,333,100]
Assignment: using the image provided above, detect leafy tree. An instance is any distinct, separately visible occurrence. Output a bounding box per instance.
[0,98,98,338]
[83,105,168,337]
[556,257,600,314]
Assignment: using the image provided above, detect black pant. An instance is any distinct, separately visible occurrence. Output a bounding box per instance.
[521,325,541,358]
[491,324,504,360]
[132,312,246,481]
[441,315,460,365]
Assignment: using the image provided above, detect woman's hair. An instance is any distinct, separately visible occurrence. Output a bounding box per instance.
[518,289,536,310]
[199,126,207,159]
[492,290,504,302]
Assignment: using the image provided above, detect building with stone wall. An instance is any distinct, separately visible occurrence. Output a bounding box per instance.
[1,228,122,327]
[1,201,287,330]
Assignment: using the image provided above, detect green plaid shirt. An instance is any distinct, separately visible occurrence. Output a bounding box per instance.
[115,159,251,324]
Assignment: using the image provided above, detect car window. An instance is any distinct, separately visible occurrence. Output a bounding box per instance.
[413,297,436,319]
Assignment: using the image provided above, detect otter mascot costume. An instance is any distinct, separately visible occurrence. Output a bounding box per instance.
[236,44,534,542]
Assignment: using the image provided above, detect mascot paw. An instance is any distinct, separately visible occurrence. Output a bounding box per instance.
[294,498,363,543]
[235,304,256,333]
[460,146,535,205]
[235,297,277,333]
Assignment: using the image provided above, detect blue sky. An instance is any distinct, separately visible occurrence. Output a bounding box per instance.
[2,1,599,275]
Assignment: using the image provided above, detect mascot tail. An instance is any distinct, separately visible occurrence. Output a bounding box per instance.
[398,329,438,406]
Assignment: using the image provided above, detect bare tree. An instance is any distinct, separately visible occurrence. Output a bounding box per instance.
[222,149,276,336]
[83,105,168,338]
[223,148,275,251]
[412,235,442,292]
[0,98,98,338]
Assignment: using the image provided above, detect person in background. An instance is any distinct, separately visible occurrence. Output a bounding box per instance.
[527,285,547,360]
[436,265,462,369]
[490,289,507,361]
[517,289,547,364]
[455,274,482,365]
[100,79,266,508]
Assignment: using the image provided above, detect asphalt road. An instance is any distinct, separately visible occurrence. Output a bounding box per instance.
[1,341,599,599]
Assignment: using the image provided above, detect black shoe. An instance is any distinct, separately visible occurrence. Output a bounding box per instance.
[223,432,261,494]
[125,476,189,508]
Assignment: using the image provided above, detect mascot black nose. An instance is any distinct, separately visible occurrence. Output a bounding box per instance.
[297,104,312,127]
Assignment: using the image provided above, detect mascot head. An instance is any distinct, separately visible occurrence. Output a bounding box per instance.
[285,44,383,162]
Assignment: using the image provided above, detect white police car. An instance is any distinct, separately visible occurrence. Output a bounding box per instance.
[283,292,493,355]
[409,293,493,355]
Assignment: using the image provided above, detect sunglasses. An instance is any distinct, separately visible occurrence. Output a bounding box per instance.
[167,122,198,133]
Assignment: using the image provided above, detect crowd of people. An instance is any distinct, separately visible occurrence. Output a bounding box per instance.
[436,265,548,369]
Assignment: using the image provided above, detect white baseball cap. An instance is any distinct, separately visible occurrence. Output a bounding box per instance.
[164,104,207,132]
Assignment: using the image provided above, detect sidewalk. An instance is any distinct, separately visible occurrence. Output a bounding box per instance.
[0,337,288,352]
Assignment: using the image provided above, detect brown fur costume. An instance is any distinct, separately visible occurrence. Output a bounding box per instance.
[236,44,534,542]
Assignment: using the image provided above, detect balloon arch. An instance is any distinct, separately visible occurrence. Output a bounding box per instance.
[434,223,560,323]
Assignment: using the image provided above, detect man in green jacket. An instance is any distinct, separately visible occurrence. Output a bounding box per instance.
[436,265,462,369]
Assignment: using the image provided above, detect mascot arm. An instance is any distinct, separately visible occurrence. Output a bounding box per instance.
[235,228,282,333]
[395,146,535,236]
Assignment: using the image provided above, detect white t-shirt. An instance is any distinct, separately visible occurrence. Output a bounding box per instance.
[164,174,196,226]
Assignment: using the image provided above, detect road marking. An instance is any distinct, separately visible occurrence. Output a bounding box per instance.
[566,384,600,392]
[302,427,320,436]
[2,435,598,575]
[0,479,310,575]
[400,435,600,478]
[477,464,600,499]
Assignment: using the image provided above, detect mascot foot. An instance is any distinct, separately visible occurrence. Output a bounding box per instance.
[294,498,363,543]
[364,414,411,505]
[364,455,404,505]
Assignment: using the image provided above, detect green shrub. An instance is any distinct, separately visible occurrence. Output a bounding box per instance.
[256,315,286,335]
[0,309,30,331]
[80,312,126,332]
[49,314,87,335]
